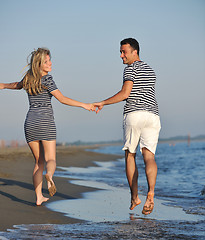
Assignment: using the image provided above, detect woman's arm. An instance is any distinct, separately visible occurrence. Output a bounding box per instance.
[0,81,23,90]
[51,89,95,111]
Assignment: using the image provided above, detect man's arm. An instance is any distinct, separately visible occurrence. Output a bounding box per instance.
[94,80,133,113]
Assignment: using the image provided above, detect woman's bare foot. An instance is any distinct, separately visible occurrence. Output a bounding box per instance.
[45,174,56,196]
[142,192,154,215]
[36,196,49,206]
[130,197,141,210]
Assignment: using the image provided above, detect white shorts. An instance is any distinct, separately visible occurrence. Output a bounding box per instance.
[122,111,161,154]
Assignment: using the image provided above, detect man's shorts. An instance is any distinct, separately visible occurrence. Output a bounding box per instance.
[122,111,161,154]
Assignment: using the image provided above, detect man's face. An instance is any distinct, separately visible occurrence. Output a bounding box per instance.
[120,44,137,65]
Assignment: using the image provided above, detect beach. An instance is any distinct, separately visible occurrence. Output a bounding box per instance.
[0,145,121,231]
[0,143,204,239]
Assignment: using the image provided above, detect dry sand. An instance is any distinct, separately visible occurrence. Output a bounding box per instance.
[0,145,121,231]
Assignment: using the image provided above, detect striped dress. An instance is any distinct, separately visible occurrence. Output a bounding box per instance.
[123,61,159,116]
[24,74,58,143]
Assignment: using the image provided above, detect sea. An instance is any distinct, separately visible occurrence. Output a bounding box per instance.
[0,141,205,239]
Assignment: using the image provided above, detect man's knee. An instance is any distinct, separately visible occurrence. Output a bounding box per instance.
[125,150,136,157]
[142,148,155,162]
[125,150,136,163]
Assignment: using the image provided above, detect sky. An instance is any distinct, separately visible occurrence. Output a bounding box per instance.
[0,0,205,143]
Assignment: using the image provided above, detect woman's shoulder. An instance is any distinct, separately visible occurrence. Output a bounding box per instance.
[42,74,54,84]
[42,74,53,81]
[42,74,57,90]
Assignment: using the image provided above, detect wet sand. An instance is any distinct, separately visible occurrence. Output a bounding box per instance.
[0,145,121,231]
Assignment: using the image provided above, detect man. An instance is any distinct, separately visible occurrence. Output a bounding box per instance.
[94,38,161,215]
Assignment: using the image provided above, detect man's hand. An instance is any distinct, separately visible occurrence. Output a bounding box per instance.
[93,102,104,114]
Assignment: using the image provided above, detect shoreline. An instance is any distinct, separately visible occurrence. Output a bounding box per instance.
[1,143,204,239]
[0,145,122,231]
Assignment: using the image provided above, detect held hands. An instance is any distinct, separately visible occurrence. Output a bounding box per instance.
[83,103,97,112]
[83,102,104,113]
[93,102,104,114]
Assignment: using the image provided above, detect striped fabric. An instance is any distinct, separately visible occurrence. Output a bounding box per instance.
[24,74,58,143]
[123,61,159,116]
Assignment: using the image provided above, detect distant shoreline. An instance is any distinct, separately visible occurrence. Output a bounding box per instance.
[58,136,205,147]
[0,135,205,149]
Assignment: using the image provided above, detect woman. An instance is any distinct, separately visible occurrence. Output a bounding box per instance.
[0,48,95,206]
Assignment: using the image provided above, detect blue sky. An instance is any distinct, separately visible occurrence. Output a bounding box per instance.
[0,0,205,143]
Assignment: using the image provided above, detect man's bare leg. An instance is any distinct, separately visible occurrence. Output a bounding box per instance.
[142,147,157,214]
[125,150,141,210]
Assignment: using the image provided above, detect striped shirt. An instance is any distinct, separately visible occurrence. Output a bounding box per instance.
[27,74,58,115]
[123,61,159,116]
[24,74,58,143]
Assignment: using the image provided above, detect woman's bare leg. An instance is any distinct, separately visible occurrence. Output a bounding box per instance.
[28,141,49,206]
[41,140,57,196]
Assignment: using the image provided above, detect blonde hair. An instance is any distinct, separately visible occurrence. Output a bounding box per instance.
[23,48,51,95]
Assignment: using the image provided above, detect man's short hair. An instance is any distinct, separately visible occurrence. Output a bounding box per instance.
[120,38,140,55]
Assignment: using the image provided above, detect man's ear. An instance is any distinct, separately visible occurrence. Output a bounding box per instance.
[134,49,138,56]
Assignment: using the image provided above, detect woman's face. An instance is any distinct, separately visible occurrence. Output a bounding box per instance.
[41,54,52,76]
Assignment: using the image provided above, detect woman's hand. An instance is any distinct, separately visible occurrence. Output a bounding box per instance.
[82,103,96,112]
[0,83,5,89]
[0,82,23,90]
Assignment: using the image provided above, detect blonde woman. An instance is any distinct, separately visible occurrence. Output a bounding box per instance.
[0,48,95,206]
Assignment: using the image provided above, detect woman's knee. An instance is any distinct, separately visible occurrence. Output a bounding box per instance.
[35,159,44,168]
[42,140,56,162]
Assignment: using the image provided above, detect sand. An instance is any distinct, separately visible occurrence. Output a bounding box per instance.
[0,145,121,231]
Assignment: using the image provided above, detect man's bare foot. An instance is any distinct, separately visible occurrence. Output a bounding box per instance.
[142,192,154,215]
[130,197,141,210]
[45,174,56,197]
[36,196,49,206]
